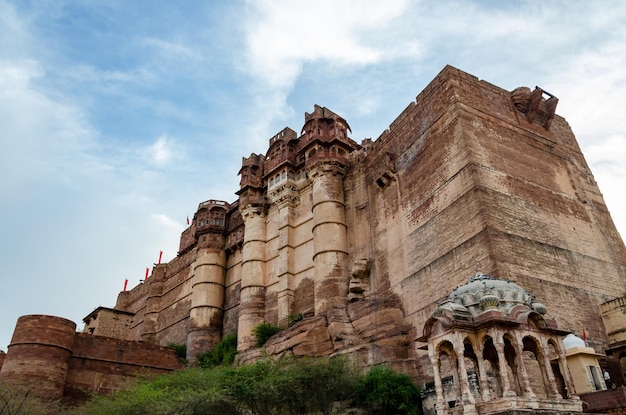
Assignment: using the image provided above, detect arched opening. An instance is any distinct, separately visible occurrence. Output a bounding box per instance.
[619,352,626,385]
[463,338,481,399]
[522,336,547,398]
[504,335,522,396]
[482,336,503,398]
[438,341,459,408]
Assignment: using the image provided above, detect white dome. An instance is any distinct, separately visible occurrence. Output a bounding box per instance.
[563,333,586,349]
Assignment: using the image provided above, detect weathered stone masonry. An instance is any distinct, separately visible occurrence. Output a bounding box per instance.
[103,65,626,368]
[2,65,625,402]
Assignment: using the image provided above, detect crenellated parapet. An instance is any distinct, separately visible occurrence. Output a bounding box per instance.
[238,153,267,209]
[178,200,230,254]
[239,153,265,188]
[264,127,299,176]
[298,105,358,171]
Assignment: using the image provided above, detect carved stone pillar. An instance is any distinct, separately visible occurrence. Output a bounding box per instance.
[558,348,577,397]
[454,343,476,407]
[475,341,491,401]
[539,338,560,399]
[431,354,448,415]
[237,206,267,351]
[451,352,461,405]
[495,341,515,397]
[514,337,536,399]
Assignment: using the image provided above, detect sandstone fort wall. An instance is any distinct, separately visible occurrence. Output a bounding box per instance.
[107,65,625,373]
[4,66,625,392]
[0,315,183,402]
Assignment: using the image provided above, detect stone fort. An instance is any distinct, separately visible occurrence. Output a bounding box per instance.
[2,66,626,413]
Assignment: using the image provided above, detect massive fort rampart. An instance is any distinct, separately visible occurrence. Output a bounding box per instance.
[2,65,625,402]
[109,65,625,364]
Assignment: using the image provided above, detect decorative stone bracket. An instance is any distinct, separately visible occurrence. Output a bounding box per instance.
[348,258,371,302]
[511,86,559,131]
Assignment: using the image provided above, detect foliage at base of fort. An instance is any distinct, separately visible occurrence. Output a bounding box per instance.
[166,342,188,363]
[66,357,422,415]
[0,384,62,415]
[355,366,422,415]
[196,333,238,368]
[253,323,282,346]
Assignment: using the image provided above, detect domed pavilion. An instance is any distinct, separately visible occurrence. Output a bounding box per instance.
[419,273,583,415]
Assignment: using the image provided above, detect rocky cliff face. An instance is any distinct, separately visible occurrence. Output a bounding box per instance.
[239,293,418,378]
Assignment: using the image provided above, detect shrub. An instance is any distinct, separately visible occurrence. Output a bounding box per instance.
[291,356,360,415]
[71,368,233,415]
[0,383,61,415]
[219,356,359,415]
[356,365,422,415]
[197,334,238,368]
[252,323,280,347]
[166,343,187,362]
[287,313,303,327]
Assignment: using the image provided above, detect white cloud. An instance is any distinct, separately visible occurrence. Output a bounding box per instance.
[243,0,410,89]
[0,58,43,89]
[544,42,626,239]
[149,135,174,164]
[0,59,97,198]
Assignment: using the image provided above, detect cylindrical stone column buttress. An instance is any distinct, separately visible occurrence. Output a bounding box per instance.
[309,162,350,316]
[237,206,268,351]
[187,247,227,360]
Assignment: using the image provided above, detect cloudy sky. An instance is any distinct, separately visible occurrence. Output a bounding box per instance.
[1,0,625,350]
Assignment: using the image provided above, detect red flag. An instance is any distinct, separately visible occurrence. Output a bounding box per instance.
[123,279,128,291]
[582,329,587,343]
[158,250,163,264]
[145,267,149,280]
[186,216,190,225]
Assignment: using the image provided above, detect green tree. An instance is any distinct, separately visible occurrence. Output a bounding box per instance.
[219,360,280,415]
[356,366,422,415]
[296,356,359,415]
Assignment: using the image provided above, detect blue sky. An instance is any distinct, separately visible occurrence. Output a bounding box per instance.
[1,0,625,350]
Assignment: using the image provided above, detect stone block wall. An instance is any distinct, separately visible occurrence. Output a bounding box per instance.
[579,388,626,413]
[0,315,183,403]
[17,65,617,386]
[353,66,625,365]
[65,333,184,402]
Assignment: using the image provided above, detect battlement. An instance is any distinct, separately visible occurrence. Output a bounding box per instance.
[198,199,229,208]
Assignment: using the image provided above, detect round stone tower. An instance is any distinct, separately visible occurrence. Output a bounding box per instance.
[0,315,76,398]
[237,204,268,351]
[186,200,229,360]
[141,266,164,343]
[300,105,359,344]
[236,153,268,351]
